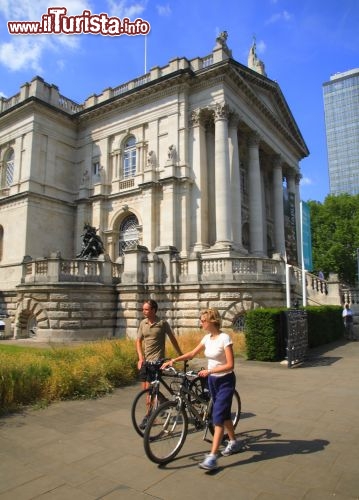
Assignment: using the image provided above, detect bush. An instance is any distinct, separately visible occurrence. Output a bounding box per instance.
[245,308,283,361]
[0,331,246,414]
[0,339,138,414]
[245,305,344,361]
[305,306,344,347]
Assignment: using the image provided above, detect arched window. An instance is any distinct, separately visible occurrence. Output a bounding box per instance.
[5,148,14,187]
[119,214,139,255]
[123,136,136,178]
[232,313,246,332]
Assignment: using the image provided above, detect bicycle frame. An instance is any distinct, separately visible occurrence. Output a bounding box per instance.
[167,370,213,437]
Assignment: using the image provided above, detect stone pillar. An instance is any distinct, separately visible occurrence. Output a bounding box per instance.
[191,109,209,251]
[286,170,300,265]
[272,155,286,256]
[161,181,176,247]
[141,184,157,250]
[295,172,302,266]
[180,178,192,257]
[228,113,244,251]
[214,102,232,247]
[206,124,216,246]
[122,245,149,284]
[248,132,264,256]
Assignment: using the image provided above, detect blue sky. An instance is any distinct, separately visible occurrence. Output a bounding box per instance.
[1,0,358,202]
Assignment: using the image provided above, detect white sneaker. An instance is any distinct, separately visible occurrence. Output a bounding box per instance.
[221,440,242,456]
[198,454,218,470]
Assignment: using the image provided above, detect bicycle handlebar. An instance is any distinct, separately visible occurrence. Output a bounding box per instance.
[162,366,202,379]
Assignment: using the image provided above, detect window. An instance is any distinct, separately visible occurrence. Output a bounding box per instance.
[123,136,136,178]
[93,160,100,177]
[4,148,14,187]
[119,214,139,255]
[232,313,246,332]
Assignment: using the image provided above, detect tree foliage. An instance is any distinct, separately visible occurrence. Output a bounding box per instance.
[308,194,359,285]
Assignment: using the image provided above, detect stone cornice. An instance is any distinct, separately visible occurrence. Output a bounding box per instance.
[0,190,76,209]
[76,71,193,123]
[0,97,76,129]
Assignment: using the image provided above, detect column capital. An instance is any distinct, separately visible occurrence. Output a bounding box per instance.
[214,102,230,121]
[295,172,302,185]
[228,111,241,129]
[248,131,261,147]
[190,109,202,127]
[272,154,283,169]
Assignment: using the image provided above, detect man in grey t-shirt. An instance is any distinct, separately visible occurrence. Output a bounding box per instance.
[136,299,182,390]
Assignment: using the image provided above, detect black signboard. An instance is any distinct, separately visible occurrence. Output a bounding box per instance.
[284,309,308,367]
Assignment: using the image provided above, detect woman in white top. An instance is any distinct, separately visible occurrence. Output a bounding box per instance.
[162,308,241,470]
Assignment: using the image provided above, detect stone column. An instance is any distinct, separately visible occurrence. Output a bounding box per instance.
[228,113,244,251]
[141,184,157,250]
[161,181,176,247]
[295,172,302,266]
[190,109,209,251]
[206,123,216,245]
[272,155,286,256]
[214,102,232,247]
[248,132,264,256]
[179,178,192,257]
[136,141,145,174]
[286,170,300,265]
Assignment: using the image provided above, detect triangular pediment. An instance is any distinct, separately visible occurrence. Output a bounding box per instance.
[229,62,309,156]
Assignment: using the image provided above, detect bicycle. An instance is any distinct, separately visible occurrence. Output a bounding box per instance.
[143,366,241,464]
[131,359,201,437]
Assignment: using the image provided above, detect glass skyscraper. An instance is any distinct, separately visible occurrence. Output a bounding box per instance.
[323,68,359,195]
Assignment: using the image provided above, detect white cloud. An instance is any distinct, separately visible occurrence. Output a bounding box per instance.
[156,4,171,17]
[0,0,91,21]
[265,10,293,25]
[0,37,43,72]
[107,0,148,18]
[300,176,313,186]
[0,1,92,72]
[256,39,267,54]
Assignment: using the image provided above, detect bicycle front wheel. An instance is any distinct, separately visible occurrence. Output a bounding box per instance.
[131,388,167,437]
[143,400,188,464]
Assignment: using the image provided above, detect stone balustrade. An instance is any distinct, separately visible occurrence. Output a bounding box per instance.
[0,51,221,115]
[22,255,122,285]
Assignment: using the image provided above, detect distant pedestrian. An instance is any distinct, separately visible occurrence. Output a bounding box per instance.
[318,270,325,280]
[342,303,355,340]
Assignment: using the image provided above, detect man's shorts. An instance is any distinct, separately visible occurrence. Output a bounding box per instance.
[139,361,160,383]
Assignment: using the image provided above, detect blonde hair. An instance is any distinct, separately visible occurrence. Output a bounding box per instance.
[201,308,222,329]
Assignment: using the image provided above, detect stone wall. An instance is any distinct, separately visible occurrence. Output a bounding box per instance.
[13,284,117,341]
[0,250,345,342]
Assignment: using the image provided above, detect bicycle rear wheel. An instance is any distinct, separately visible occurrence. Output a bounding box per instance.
[143,400,188,464]
[131,388,167,437]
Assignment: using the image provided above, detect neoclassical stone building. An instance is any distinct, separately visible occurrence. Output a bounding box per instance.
[0,34,314,341]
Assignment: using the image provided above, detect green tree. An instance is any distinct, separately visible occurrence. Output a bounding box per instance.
[308,194,359,285]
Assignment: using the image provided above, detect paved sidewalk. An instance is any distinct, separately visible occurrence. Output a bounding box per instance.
[0,339,358,500]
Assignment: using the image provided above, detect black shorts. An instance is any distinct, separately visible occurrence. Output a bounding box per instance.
[138,361,161,383]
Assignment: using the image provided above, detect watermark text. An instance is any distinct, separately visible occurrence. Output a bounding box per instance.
[7,7,151,36]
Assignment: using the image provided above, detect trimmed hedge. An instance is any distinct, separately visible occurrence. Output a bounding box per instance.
[245,306,344,361]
